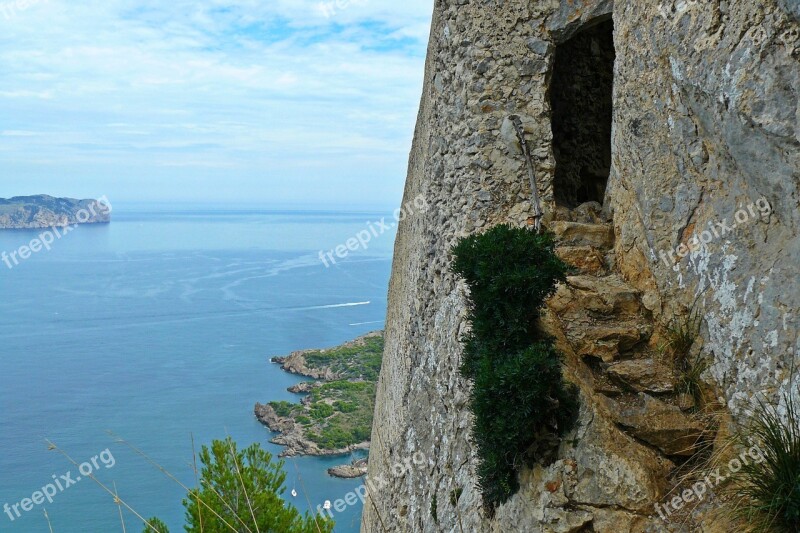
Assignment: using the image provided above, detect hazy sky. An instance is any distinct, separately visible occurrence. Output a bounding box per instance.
[0,0,432,208]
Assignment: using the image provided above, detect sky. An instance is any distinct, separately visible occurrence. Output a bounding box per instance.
[0,0,433,208]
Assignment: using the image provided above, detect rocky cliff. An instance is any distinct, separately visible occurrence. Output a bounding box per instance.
[362,1,798,531]
[0,195,111,229]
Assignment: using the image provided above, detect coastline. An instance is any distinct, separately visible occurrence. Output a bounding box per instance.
[254,402,371,459]
[255,332,383,477]
[0,195,111,229]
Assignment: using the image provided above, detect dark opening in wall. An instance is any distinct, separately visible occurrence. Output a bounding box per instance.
[550,19,615,207]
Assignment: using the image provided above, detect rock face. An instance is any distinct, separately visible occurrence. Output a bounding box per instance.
[327,459,369,479]
[0,195,111,229]
[609,0,800,417]
[362,1,798,532]
[271,352,338,381]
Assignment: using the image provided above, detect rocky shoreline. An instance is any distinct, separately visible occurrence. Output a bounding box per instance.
[270,331,383,379]
[327,459,369,479]
[0,195,111,229]
[255,332,383,477]
[253,402,370,459]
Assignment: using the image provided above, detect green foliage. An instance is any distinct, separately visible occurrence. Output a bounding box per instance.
[309,380,373,401]
[452,225,569,376]
[270,400,300,418]
[141,517,169,533]
[451,225,578,508]
[305,381,375,449]
[334,400,358,413]
[661,305,706,406]
[662,306,703,360]
[270,381,375,450]
[310,403,335,420]
[303,336,384,381]
[729,394,800,532]
[184,438,333,533]
[309,423,372,449]
[472,342,579,505]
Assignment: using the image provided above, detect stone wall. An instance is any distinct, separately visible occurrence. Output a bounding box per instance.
[610,0,799,416]
[362,0,799,531]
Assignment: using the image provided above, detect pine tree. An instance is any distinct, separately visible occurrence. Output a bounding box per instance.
[146,437,333,533]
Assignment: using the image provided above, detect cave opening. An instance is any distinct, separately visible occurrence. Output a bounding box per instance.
[550,18,616,208]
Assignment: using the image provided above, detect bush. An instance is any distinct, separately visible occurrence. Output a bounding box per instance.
[452,225,570,376]
[310,403,335,420]
[334,400,358,413]
[451,224,578,508]
[142,517,169,533]
[472,342,579,504]
[146,438,333,533]
[729,394,800,531]
[309,427,358,449]
[270,401,298,418]
[185,438,333,532]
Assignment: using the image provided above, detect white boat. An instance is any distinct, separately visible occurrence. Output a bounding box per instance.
[323,500,332,510]
[291,489,298,497]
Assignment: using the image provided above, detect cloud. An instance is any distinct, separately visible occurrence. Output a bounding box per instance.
[0,0,433,205]
[2,130,40,136]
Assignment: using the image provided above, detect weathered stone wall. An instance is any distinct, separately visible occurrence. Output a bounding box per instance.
[609,0,799,415]
[363,0,799,531]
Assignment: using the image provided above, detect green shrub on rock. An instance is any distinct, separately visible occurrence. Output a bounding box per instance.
[452,225,571,375]
[729,393,800,531]
[451,224,578,508]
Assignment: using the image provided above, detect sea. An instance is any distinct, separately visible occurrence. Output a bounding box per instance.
[0,205,397,533]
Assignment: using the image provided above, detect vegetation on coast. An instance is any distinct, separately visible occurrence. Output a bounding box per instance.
[258,332,384,454]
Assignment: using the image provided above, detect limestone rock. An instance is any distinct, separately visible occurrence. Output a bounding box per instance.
[328,459,369,479]
[287,381,319,393]
[607,394,704,457]
[271,352,339,380]
[572,201,606,224]
[567,403,674,512]
[551,221,614,249]
[566,274,644,316]
[569,321,649,362]
[362,0,797,530]
[556,245,607,275]
[606,359,676,394]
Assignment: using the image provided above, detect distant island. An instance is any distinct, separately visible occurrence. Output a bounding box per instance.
[0,195,111,229]
[254,331,383,478]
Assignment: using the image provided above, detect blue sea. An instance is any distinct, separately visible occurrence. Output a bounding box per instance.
[0,206,396,533]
